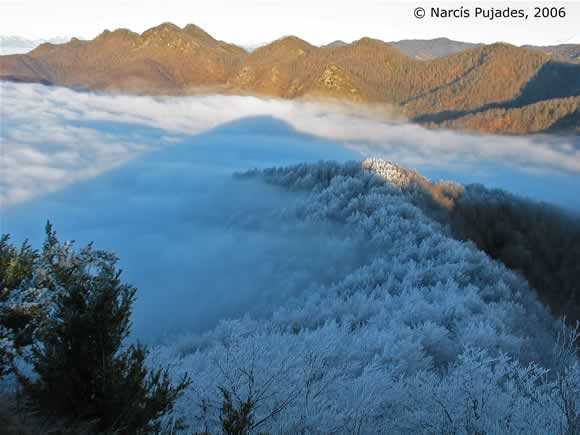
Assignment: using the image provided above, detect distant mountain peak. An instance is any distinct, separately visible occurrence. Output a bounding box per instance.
[272,35,313,47]
[322,40,348,49]
[348,37,403,55]
[182,23,216,42]
[486,41,516,49]
[96,28,138,40]
[351,37,390,47]
[253,36,315,57]
[145,22,181,33]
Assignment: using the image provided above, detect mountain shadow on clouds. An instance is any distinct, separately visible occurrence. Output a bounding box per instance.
[2,116,361,339]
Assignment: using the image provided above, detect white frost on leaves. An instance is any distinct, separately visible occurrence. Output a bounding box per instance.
[0,235,81,381]
[148,160,579,434]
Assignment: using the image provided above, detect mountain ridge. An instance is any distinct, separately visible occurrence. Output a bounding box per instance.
[387,38,580,63]
[1,23,579,135]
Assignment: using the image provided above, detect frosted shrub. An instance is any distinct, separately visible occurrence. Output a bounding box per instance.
[0,225,190,434]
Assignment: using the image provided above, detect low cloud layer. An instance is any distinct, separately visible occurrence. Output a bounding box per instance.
[1,82,579,336]
[1,141,365,337]
[2,82,579,208]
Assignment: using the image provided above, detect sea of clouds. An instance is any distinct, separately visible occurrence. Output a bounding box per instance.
[2,82,580,207]
[1,82,579,336]
[1,82,580,433]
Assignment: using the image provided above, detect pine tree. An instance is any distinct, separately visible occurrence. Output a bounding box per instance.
[220,387,255,435]
[22,223,190,433]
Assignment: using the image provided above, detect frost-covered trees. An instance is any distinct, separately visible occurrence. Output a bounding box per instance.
[151,159,579,434]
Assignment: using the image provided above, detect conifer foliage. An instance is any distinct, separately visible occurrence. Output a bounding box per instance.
[1,223,190,434]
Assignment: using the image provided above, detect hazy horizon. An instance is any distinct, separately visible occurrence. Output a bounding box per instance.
[1,1,579,46]
[1,31,578,55]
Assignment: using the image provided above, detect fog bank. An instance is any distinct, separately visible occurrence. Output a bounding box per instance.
[2,82,579,208]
